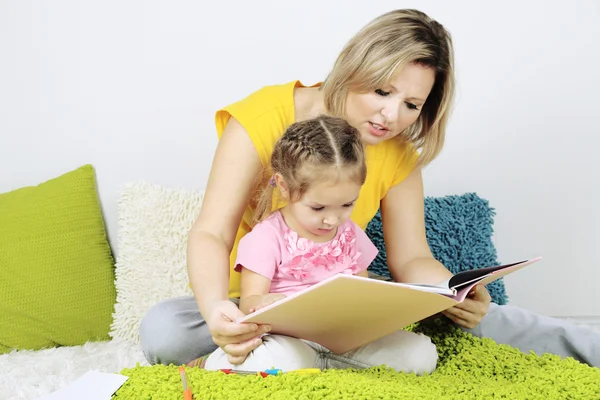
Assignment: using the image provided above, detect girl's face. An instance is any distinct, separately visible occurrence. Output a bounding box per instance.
[345,63,436,146]
[280,175,361,242]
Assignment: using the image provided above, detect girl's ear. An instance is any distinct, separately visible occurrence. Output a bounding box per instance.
[274,173,289,200]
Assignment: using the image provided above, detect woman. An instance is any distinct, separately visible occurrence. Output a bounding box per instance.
[139,8,600,368]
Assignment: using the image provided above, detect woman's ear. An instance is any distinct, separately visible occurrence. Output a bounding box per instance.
[274,173,289,200]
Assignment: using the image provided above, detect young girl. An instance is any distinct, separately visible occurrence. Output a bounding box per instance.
[198,115,438,375]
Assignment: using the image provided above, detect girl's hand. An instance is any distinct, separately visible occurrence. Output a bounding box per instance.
[249,293,287,313]
[442,285,491,329]
[205,300,271,365]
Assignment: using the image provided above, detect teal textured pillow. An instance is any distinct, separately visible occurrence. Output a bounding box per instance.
[0,164,116,353]
[366,193,508,305]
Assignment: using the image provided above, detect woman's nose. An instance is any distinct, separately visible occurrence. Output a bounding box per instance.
[380,98,399,122]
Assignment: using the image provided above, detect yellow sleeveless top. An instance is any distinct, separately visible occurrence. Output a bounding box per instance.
[215,81,418,298]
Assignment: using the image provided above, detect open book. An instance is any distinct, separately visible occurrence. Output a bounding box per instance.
[238,257,542,354]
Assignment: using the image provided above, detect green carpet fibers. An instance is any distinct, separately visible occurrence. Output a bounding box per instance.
[113,320,600,399]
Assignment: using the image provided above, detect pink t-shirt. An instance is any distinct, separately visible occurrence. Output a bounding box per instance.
[234,211,379,296]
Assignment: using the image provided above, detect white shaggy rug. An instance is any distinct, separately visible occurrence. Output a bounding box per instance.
[0,339,148,400]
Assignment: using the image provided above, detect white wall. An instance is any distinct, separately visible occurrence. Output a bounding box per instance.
[1,0,598,317]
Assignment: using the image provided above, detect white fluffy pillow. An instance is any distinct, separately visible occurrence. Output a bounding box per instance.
[109,182,203,343]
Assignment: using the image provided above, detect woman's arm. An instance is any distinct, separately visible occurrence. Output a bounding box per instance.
[380,166,491,329]
[381,166,453,284]
[187,117,269,362]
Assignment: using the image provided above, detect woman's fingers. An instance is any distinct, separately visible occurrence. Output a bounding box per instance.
[213,330,263,348]
[471,284,492,306]
[443,285,492,329]
[223,337,264,365]
[442,310,473,329]
[443,305,475,323]
[207,300,271,346]
[218,321,257,336]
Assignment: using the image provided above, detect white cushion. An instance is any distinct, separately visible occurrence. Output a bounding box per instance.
[109,182,203,343]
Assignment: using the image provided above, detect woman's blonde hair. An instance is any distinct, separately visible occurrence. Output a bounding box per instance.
[321,9,455,166]
[253,115,366,225]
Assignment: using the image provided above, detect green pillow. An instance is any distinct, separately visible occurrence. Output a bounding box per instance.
[0,164,116,353]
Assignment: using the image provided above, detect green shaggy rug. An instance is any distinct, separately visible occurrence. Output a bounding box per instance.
[113,320,600,399]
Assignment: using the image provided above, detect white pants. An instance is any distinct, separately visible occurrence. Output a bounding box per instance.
[204,329,438,375]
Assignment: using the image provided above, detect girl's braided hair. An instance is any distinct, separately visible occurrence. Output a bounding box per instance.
[253,115,366,225]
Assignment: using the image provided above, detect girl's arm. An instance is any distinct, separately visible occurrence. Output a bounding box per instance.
[239,269,286,314]
[187,117,269,362]
[380,166,490,328]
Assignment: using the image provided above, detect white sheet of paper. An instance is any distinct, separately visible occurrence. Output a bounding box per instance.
[36,370,128,400]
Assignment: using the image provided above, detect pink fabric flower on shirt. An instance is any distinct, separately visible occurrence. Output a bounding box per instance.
[288,255,313,280]
[283,226,363,280]
[286,231,310,253]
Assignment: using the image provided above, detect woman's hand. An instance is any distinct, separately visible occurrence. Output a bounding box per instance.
[205,300,271,365]
[442,285,491,329]
[248,293,287,313]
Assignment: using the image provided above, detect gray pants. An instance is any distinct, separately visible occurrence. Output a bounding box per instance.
[139,296,600,368]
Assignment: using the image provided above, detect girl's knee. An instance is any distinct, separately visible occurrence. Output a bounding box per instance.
[381,331,438,375]
[400,333,438,375]
[203,348,229,370]
[205,335,318,372]
[249,335,319,371]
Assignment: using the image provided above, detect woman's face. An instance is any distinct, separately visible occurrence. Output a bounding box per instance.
[345,63,436,146]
